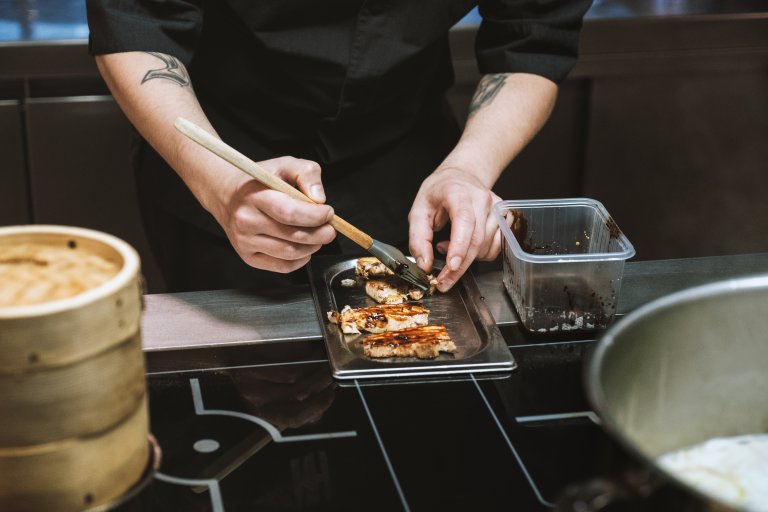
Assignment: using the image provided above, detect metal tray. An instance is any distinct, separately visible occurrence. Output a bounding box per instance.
[309,256,516,380]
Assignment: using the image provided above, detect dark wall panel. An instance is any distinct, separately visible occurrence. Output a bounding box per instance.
[583,72,768,260]
[0,100,30,225]
[493,80,590,200]
[25,96,165,291]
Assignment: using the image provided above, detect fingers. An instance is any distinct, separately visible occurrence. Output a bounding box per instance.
[269,156,327,203]
[476,228,502,261]
[244,156,333,226]
[255,188,334,227]
[435,191,490,291]
[435,221,482,292]
[442,201,478,273]
[238,234,322,261]
[428,186,503,291]
[408,203,436,272]
[408,167,503,289]
[239,252,312,274]
[475,194,504,261]
[234,179,332,230]
[223,156,338,273]
[228,203,335,272]
[437,227,500,261]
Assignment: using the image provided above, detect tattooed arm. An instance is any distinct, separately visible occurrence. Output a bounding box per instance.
[409,73,557,291]
[94,52,335,273]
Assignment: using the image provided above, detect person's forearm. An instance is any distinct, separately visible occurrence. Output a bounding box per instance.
[440,73,558,187]
[95,52,241,220]
[406,72,557,286]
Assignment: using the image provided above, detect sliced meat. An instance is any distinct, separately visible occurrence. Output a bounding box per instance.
[355,257,393,279]
[327,303,430,334]
[362,325,456,359]
[357,256,438,299]
[364,276,427,304]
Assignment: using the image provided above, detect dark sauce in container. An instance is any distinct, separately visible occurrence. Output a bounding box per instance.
[505,209,615,332]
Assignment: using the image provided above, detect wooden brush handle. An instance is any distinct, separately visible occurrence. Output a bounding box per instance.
[175,118,373,249]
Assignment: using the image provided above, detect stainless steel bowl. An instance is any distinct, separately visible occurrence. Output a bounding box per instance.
[587,273,768,511]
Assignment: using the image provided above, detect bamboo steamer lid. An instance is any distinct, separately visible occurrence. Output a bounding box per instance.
[0,225,150,512]
[0,226,143,371]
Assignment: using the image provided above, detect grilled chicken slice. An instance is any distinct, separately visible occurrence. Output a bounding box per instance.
[362,325,456,359]
[355,257,394,279]
[365,276,429,304]
[357,257,438,302]
[327,303,430,334]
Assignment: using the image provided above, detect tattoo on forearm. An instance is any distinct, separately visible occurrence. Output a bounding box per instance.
[468,74,507,117]
[141,52,190,87]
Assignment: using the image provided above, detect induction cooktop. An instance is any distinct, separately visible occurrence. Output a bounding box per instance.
[139,325,634,512]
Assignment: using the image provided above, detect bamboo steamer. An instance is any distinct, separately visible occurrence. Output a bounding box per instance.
[0,225,150,512]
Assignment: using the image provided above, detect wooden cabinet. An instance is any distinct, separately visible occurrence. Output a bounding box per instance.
[24,95,165,291]
[0,100,29,225]
[582,72,768,259]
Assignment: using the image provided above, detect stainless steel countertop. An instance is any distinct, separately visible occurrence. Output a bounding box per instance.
[142,253,768,351]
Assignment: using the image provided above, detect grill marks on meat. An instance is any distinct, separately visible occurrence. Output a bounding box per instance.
[356,257,436,304]
[327,303,430,334]
[326,257,451,359]
[363,325,456,359]
[365,276,426,304]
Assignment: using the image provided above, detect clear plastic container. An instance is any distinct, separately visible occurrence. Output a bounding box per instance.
[493,198,635,333]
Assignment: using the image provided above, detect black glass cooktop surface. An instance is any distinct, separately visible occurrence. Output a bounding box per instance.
[142,326,640,512]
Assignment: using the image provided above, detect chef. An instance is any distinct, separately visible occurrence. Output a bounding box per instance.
[86,0,591,292]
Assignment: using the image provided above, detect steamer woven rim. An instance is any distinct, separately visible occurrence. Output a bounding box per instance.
[0,225,140,319]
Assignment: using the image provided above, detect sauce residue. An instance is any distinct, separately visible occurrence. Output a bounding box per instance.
[509,209,583,255]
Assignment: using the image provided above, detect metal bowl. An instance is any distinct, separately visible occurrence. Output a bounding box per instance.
[586,273,768,511]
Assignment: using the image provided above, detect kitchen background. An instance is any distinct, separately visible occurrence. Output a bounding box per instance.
[1,0,767,293]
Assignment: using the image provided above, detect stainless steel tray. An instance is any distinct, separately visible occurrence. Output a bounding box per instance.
[309,256,516,380]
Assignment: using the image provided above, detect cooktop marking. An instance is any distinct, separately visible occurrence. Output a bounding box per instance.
[471,374,555,508]
[155,473,224,512]
[189,378,358,442]
[193,438,221,453]
[516,411,601,425]
[355,379,411,512]
[507,339,594,349]
[148,359,328,376]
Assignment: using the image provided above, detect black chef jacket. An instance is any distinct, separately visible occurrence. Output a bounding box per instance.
[87,0,590,162]
[86,0,591,291]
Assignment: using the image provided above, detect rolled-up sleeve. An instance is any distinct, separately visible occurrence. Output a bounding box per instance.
[86,0,204,65]
[475,0,592,83]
